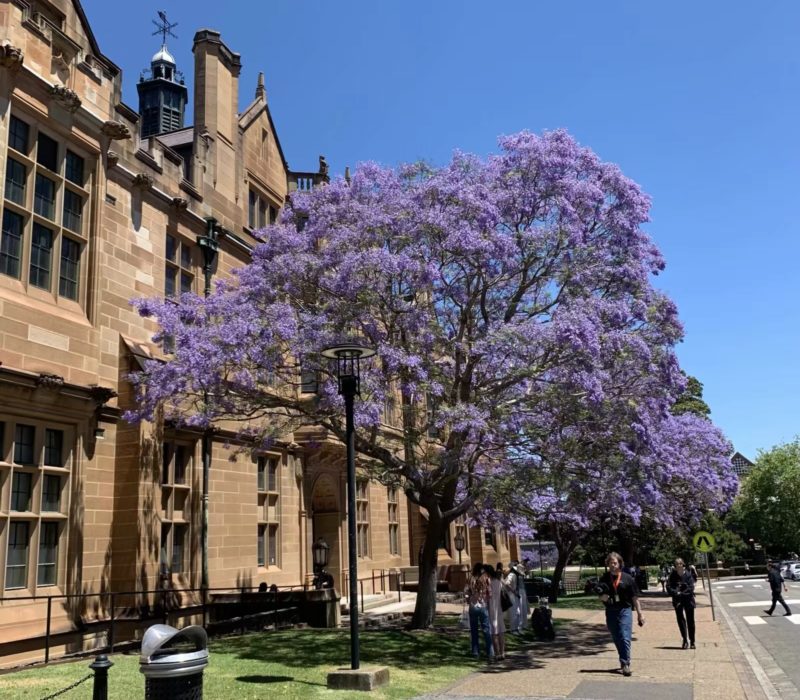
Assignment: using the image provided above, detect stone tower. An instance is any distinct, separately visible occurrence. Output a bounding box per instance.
[137,16,188,137]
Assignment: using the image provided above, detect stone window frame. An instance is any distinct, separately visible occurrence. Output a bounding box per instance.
[387,487,400,557]
[0,111,92,308]
[159,439,194,577]
[484,526,497,551]
[164,232,195,299]
[0,416,72,593]
[256,453,281,569]
[356,478,370,559]
[247,187,279,231]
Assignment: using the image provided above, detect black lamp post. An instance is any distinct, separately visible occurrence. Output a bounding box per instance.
[321,343,376,671]
[197,218,220,596]
[312,537,330,589]
[454,531,466,566]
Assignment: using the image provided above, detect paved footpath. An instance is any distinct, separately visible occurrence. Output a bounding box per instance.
[415,588,768,700]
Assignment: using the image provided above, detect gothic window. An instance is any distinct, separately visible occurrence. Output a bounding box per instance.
[1,115,91,304]
[257,455,280,568]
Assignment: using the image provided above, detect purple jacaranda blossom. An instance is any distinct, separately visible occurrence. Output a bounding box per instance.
[127,129,733,627]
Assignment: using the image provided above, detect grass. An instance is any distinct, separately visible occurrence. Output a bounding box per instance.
[0,616,542,700]
[549,593,605,611]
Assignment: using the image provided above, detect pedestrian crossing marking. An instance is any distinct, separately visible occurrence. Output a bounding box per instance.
[729,599,800,607]
[743,616,767,625]
[787,616,800,624]
[752,584,762,588]
[717,585,727,589]
[734,585,743,588]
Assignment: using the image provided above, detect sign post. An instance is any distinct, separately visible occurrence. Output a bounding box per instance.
[693,531,716,621]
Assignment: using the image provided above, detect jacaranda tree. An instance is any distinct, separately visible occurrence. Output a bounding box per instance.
[128,129,715,627]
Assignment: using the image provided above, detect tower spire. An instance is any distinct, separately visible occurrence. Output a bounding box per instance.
[255,72,266,101]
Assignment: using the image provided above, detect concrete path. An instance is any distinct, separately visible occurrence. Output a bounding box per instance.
[412,590,766,700]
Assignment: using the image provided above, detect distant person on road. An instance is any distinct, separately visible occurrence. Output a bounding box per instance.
[764,562,792,617]
[464,562,494,661]
[658,564,670,593]
[596,552,645,677]
[667,557,696,649]
[744,562,750,574]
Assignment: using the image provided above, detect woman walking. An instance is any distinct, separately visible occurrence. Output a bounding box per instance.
[667,558,696,649]
[485,564,507,660]
[596,552,645,677]
[464,562,494,661]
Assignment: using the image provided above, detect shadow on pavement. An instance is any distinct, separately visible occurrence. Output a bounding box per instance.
[478,621,613,673]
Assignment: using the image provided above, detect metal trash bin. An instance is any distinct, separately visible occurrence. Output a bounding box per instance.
[140,624,208,700]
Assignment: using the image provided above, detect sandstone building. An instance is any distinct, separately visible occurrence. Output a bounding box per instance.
[0,0,517,663]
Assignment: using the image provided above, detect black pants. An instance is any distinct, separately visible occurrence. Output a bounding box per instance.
[674,601,695,643]
[768,591,791,615]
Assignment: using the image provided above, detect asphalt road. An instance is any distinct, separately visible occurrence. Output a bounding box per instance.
[713,576,800,699]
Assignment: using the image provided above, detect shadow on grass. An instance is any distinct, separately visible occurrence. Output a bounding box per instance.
[237,675,297,684]
[214,623,481,670]
[212,614,613,676]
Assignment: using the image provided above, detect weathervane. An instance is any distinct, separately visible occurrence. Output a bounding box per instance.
[152,10,178,45]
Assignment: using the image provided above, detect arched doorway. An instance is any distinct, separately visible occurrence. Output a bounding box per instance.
[311,474,342,590]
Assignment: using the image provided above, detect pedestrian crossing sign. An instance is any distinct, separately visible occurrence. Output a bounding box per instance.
[693,530,715,552]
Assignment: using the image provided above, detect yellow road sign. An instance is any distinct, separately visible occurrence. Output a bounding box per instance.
[693,530,715,553]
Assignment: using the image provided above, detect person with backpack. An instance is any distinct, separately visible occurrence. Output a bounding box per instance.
[764,561,792,617]
[596,552,645,677]
[464,562,494,661]
[667,557,696,649]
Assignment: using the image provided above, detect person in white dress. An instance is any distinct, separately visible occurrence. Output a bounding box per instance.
[486,564,506,659]
[505,561,528,633]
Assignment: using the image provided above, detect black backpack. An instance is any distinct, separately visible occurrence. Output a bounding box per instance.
[531,604,555,640]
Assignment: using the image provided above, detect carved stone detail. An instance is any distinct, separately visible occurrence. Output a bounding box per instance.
[106,151,119,169]
[171,197,188,210]
[48,84,81,113]
[89,385,118,406]
[0,42,24,70]
[132,173,154,190]
[36,373,64,390]
[101,120,131,141]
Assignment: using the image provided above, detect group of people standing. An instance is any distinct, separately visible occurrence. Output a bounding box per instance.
[464,561,529,662]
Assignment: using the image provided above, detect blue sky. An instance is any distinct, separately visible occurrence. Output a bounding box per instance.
[81,0,800,460]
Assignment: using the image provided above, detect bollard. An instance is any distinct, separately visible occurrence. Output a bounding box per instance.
[90,654,113,700]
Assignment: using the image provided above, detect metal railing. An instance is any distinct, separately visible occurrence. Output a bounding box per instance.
[0,583,306,664]
[340,569,403,613]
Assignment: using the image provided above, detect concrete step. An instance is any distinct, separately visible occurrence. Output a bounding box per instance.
[340,592,397,615]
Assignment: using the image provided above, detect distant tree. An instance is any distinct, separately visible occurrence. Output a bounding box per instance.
[731,439,800,555]
[671,374,711,418]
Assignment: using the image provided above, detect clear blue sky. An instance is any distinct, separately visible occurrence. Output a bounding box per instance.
[81,0,800,460]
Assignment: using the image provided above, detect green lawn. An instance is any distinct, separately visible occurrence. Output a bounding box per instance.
[0,618,540,700]
[550,593,605,611]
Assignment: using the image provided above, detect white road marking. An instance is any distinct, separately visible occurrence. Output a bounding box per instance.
[743,616,767,625]
[735,585,743,588]
[752,584,763,588]
[717,585,727,589]
[729,599,800,608]
[786,616,800,624]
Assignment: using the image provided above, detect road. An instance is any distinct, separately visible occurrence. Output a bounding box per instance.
[713,576,800,699]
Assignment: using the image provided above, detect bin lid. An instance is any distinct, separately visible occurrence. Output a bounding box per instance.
[141,624,208,663]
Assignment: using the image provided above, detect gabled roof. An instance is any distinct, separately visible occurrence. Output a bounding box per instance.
[239,96,290,171]
[73,0,121,76]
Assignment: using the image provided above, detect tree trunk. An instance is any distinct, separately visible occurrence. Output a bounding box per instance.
[549,533,578,603]
[408,518,444,629]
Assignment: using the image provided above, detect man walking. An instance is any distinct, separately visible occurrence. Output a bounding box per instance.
[764,562,792,616]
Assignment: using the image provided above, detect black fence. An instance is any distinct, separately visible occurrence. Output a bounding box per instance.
[0,583,306,665]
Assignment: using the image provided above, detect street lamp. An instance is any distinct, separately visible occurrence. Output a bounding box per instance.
[454,531,466,566]
[321,343,376,671]
[312,537,330,589]
[197,218,220,599]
